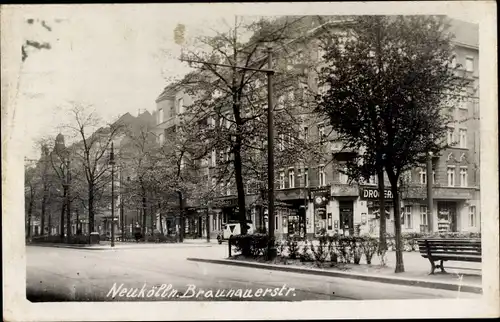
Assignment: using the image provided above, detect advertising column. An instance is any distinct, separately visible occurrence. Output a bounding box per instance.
[310,187,330,237]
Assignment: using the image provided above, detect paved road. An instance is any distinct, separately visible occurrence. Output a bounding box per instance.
[26,245,479,302]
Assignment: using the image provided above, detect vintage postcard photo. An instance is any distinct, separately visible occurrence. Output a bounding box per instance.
[2,1,498,321]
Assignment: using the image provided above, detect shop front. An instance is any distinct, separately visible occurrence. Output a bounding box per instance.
[358,186,394,236]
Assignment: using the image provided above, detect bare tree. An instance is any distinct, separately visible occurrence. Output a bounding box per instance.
[65,103,123,234]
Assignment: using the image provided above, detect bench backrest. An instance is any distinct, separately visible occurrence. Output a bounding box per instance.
[417,239,481,257]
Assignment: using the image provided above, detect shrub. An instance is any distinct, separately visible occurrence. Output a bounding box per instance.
[299,239,314,262]
[327,235,339,264]
[360,236,378,265]
[351,238,363,265]
[231,234,269,257]
[277,239,287,257]
[311,235,328,264]
[286,237,299,260]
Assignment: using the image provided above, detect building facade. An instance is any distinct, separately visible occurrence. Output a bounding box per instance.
[153,18,480,240]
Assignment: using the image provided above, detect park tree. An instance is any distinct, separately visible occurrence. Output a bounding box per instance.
[65,103,123,234]
[316,15,470,272]
[172,16,324,235]
[24,164,39,238]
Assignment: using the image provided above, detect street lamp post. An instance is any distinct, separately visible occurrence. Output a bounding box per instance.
[426,152,433,233]
[266,48,277,259]
[110,142,116,247]
[66,159,71,241]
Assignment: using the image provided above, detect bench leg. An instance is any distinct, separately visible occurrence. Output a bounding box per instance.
[437,260,447,273]
[428,258,436,275]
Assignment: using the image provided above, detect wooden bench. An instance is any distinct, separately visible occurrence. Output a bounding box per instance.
[417,239,481,274]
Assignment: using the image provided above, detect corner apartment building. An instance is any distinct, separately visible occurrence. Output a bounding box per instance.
[153,18,480,239]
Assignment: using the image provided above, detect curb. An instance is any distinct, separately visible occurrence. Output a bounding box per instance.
[187,258,482,294]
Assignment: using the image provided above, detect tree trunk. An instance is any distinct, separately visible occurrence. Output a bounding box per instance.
[48,213,52,236]
[177,191,184,242]
[60,188,67,239]
[66,188,71,240]
[391,183,405,273]
[159,203,164,236]
[206,208,210,242]
[233,136,247,235]
[142,192,147,241]
[76,209,80,234]
[41,189,47,235]
[88,184,95,233]
[377,167,387,253]
[27,187,34,238]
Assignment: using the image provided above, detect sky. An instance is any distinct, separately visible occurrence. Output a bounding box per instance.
[10,4,481,160]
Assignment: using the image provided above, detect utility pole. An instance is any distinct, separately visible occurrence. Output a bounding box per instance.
[266,47,276,259]
[110,142,116,247]
[426,152,434,233]
[120,168,125,240]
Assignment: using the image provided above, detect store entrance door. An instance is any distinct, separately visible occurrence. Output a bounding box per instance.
[339,200,354,236]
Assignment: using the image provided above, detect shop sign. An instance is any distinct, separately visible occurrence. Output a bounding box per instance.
[360,187,393,200]
[211,198,238,208]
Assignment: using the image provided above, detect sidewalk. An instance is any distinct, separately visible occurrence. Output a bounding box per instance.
[188,250,482,294]
[28,238,217,250]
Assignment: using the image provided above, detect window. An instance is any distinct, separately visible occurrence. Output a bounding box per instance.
[420,206,428,228]
[465,57,474,72]
[469,206,476,227]
[447,127,455,145]
[279,171,285,189]
[226,183,231,196]
[211,149,216,167]
[279,134,285,151]
[460,167,468,187]
[367,175,377,185]
[419,168,427,185]
[275,216,279,231]
[319,166,326,186]
[208,116,215,128]
[158,108,164,124]
[289,169,295,188]
[304,126,309,141]
[432,170,436,184]
[459,88,469,110]
[304,168,309,187]
[287,91,295,105]
[404,206,412,229]
[177,98,184,114]
[447,166,455,187]
[297,169,302,187]
[318,125,325,142]
[402,170,412,184]
[318,47,326,61]
[339,168,348,184]
[159,133,165,145]
[278,95,285,107]
[219,182,224,195]
[451,56,457,68]
[459,129,467,148]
